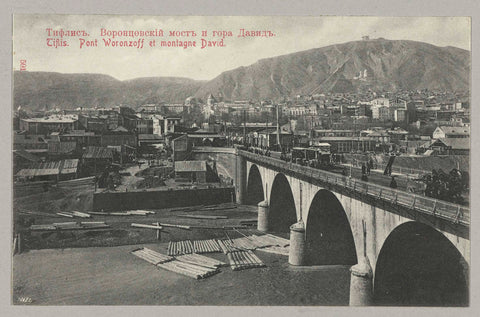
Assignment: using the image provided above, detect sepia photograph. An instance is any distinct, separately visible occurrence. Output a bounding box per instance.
[11,14,471,307]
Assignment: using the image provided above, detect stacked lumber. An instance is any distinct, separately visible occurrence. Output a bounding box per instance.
[73,211,91,218]
[53,222,82,230]
[128,210,156,215]
[167,240,194,256]
[156,223,191,230]
[131,223,162,230]
[56,211,91,218]
[157,260,219,279]
[81,221,110,229]
[177,215,228,220]
[216,239,238,254]
[216,234,290,255]
[176,253,227,268]
[256,245,290,256]
[29,221,109,231]
[56,212,74,218]
[253,234,290,247]
[192,239,222,254]
[250,234,290,255]
[112,210,155,216]
[230,236,264,250]
[217,236,265,253]
[131,247,173,265]
[131,246,219,279]
[88,210,155,216]
[227,250,266,271]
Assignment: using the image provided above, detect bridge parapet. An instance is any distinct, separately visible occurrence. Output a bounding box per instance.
[239,150,470,227]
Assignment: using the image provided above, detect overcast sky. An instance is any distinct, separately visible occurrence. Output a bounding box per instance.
[13,15,470,81]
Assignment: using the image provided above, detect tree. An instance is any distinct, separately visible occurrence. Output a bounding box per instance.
[422,168,468,204]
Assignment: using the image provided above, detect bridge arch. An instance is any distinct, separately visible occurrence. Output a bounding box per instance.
[268,173,297,233]
[305,189,357,265]
[246,164,265,205]
[373,221,468,306]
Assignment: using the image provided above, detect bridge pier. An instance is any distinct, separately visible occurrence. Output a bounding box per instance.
[235,153,247,204]
[257,200,269,232]
[349,256,373,306]
[289,221,306,266]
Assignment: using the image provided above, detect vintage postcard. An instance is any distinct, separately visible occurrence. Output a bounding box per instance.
[11,15,470,307]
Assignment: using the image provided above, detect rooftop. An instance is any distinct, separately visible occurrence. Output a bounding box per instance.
[16,159,79,177]
[61,130,96,137]
[22,115,78,123]
[175,160,207,172]
[431,138,470,150]
[48,142,78,154]
[437,126,470,135]
[83,146,114,159]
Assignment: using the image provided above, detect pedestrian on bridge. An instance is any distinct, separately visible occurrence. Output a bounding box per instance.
[390,176,398,189]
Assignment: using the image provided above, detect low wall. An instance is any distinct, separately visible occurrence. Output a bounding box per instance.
[93,187,235,211]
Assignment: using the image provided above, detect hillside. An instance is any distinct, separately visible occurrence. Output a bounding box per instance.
[194,38,470,100]
[14,38,470,110]
[13,72,205,111]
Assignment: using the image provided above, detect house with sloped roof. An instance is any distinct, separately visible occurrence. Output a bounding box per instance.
[174,160,207,183]
[82,146,114,175]
[47,141,80,159]
[432,126,470,139]
[15,159,79,181]
[427,138,470,155]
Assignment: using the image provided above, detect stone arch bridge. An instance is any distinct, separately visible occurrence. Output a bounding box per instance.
[235,150,470,306]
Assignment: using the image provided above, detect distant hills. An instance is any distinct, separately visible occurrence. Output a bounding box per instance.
[13,72,205,111]
[14,38,470,111]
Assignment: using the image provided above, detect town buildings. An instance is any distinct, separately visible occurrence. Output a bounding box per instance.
[13,87,470,185]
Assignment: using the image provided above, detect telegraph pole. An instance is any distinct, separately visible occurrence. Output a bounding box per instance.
[243,109,247,146]
[266,109,269,149]
[276,104,282,152]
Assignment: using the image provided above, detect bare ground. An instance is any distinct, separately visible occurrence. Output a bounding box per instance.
[12,243,351,305]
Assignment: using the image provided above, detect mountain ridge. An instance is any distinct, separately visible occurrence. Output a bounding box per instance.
[14,38,470,111]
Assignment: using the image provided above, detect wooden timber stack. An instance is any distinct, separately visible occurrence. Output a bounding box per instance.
[157,260,219,279]
[29,221,109,231]
[250,234,290,255]
[175,253,227,268]
[167,240,194,256]
[88,210,155,216]
[56,211,91,218]
[192,239,222,254]
[227,250,266,271]
[131,247,219,279]
[216,239,238,254]
[177,215,228,220]
[131,247,173,265]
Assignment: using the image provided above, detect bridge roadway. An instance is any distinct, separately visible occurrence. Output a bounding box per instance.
[235,149,470,306]
[238,150,470,226]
